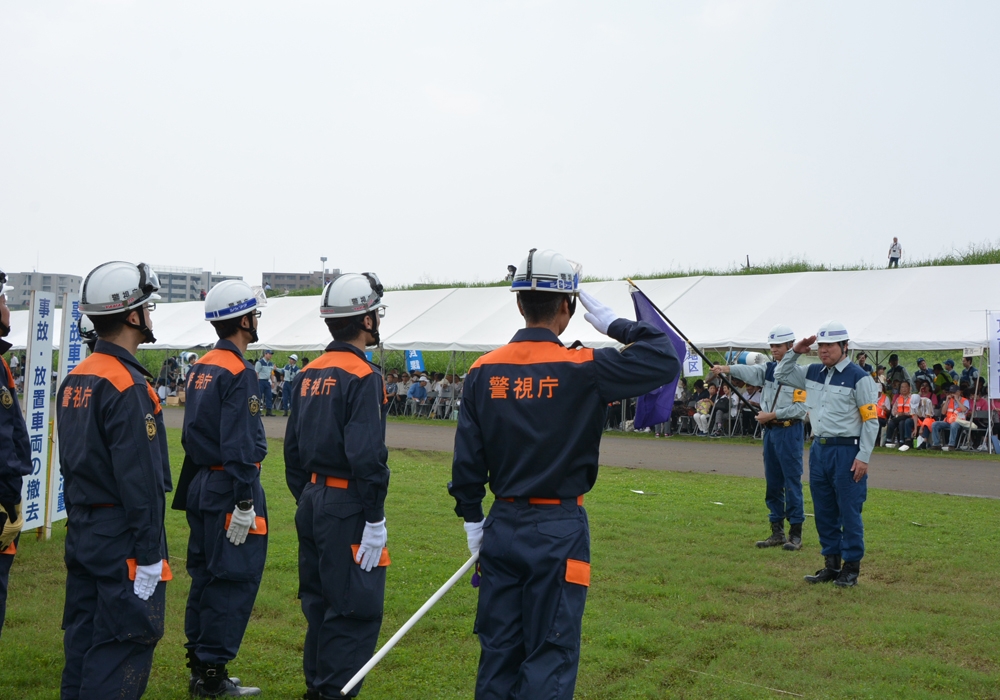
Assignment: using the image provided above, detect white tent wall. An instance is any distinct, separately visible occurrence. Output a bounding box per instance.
[5,264,999,353]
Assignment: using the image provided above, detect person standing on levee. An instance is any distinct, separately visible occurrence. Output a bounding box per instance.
[774,321,879,587]
[712,324,808,550]
[449,248,680,700]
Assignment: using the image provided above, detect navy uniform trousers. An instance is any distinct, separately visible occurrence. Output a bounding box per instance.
[809,440,867,563]
[185,468,268,664]
[62,506,166,700]
[0,535,19,638]
[475,499,590,700]
[762,424,805,524]
[295,480,386,699]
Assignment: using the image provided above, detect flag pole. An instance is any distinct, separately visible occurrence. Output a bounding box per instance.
[627,279,759,416]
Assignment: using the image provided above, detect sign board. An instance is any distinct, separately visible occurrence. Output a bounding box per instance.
[21,291,56,533]
[683,347,703,377]
[963,346,984,358]
[988,312,1000,400]
[405,350,425,373]
[48,294,84,529]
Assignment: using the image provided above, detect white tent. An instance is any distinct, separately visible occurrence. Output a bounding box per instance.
[6,264,999,352]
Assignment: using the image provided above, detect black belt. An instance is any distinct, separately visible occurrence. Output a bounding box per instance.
[815,436,860,446]
[765,419,802,428]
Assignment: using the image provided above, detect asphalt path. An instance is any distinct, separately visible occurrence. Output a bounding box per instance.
[162,409,1000,499]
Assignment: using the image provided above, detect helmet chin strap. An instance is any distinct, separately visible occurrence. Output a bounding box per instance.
[123,310,156,344]
[357,311,380,347]
[240,315,259,344]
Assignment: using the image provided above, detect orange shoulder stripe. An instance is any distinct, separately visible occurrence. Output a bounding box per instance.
[70,354,136,393]
[197,349,247,375]
[1,357,13,389]
[302,351,373,378]
[145,382,162,415]
[471,342,594,369]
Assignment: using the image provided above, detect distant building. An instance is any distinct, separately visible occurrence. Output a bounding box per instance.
[261,269,339,293]
[6,272,82,307]
[152,265,243,303]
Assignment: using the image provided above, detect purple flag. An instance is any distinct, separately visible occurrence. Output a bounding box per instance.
[630,288,687,430]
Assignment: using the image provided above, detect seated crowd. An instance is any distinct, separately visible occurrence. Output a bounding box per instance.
[874,354,997,452]
[384,370,464,419]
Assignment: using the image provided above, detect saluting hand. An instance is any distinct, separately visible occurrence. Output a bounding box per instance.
[792,335,816,355]
[850,459,868,482]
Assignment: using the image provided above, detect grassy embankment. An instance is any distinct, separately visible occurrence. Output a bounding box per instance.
[2,429,999,698]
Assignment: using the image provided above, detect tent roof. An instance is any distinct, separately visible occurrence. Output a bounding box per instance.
[6,264,999,353]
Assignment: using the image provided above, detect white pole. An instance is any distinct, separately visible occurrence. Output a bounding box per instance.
[340,553,479,696]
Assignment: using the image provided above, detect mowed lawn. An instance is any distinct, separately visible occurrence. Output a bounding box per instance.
[2,429,999,699]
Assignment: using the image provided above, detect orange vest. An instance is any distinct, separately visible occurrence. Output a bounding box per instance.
[876,395,889,419]
[894,395,911,416]
[944,398,966,424]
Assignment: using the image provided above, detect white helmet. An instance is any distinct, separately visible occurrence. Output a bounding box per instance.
[767,324,795,345]
[289,354,298,361]
[0,268,12,299]
[77,315,98,351]
[817,320,850,343]
[320,273,385,319]
[510,248,581,294]
[80,262,161,315]
[184,351,199,363]
[204,280,266,321]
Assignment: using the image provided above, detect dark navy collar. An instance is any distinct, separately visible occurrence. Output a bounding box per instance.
[215,338,245,359]
[510,327,564,346]
[324,341,374,365]
[0,339,10,356]
[94,339,154,378]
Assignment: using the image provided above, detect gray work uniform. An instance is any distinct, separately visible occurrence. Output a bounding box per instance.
[774,352,879,563]
[729,362,807,524]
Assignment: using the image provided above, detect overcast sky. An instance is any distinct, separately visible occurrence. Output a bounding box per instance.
[2,1,998,288]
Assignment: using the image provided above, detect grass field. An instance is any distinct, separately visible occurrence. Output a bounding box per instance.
[2,429,999,699]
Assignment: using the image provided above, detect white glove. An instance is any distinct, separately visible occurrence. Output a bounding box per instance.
[579,290,618,336]
[356,519,387,572]
[0,502,23,551]
[133,560,163,601]
[227,505,257,546]
[464,520,484,557]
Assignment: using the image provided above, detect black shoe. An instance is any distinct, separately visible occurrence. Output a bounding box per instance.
[265,410,274,417]
[834,561,860,588]
[783,522,803,551]
[302,691,320,700]
[283,410,289,417]
[192,664,261,697]
[755,521,786,548]
[804,555,842,583]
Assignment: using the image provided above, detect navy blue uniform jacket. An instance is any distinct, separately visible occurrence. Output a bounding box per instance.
[56,341,171,566]
[0,342,30,507]
[284,342,390,523]
[450,319,680,522]
[181,339,268,505]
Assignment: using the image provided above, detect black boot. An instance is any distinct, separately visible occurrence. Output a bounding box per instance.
[191,663,261,697]
[188,651,242,695]
[755,521,786,548]
[783,522,803,551]
[804,555,842,583]
[834,560,860,588]
[302,691,320,700]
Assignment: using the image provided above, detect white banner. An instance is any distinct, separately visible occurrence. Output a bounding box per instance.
[48,294,84,528]
[989,312,1000,400]
[21,291,56,532]
[683,347,703,377]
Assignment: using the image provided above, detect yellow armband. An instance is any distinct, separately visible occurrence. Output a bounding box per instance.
[859,403,878,421]
[792,389,806,403]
